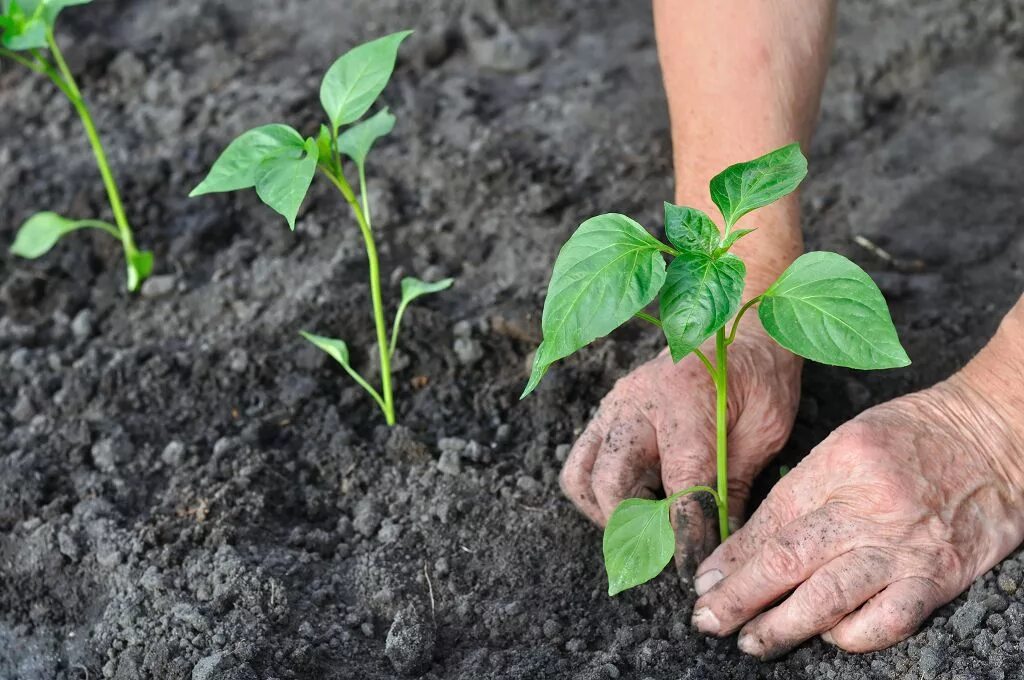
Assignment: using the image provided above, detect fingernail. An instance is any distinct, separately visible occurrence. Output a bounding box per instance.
[821,630,836,646]
[694,569,723,595]
[691,607,720,634]
[738,632,765,657]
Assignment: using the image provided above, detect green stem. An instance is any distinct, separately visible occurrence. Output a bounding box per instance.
[634,311,662,328]
[45,30,141,287]
[726,296,761,345]
[72,219,122,239]
[714,327,730,542]
[665,484,720,507]
[0,47,47,74]
[321,168,396,425]
[693,347,715,378]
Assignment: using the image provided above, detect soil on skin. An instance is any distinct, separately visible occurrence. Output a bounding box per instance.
[2,1,1023,678]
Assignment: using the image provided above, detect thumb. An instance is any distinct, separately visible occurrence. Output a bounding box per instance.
[659,433,718,587]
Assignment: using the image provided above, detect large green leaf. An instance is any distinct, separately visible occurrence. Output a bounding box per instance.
[320,31,412,132]
[338,107,396,172]
[603,498,675,596]
[254,137,319,230]
[522,214,669,397]
[664,203,719,255]
[190,124,305,197]
[710,143,808,229]
[758,252,910,369]
[660,251,746,361]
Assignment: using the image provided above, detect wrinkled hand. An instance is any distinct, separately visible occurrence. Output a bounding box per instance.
[691,375,1024,657]
[560,322,801,575]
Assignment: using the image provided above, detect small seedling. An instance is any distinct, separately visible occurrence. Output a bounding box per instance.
[522,144,909,595]
[190,32,452,425]
[2,0,152,291]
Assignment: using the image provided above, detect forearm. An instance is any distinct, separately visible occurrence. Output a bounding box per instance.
[654,0,836,295]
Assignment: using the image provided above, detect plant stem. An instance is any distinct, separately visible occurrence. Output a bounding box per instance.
[726,296,761,345]
[664,484,720,506]
[45,30,141,288]
[321,168,396,425]
[634,311,662,328]
[714,327,730,542]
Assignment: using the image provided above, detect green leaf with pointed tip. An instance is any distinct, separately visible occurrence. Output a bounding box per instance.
[338,107,396,171]
[254,137,319,230]
[758,251,910,369]
[716,228,756,254]
[190,124,305,197]
[660,251,746,362]
[522,214,669,398]
[10,211,82,258]
[316,124,337,173]
[664,203,719,255]
[126,250,153,292]
[389,276,454,357]
[320,30,412,132]
[604,498,675,596]
[300,331,350,366]
[710,143,808,229]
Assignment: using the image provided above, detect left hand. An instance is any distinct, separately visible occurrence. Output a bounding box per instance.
[689,372,1024,658]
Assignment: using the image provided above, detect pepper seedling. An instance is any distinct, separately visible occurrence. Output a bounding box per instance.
[190,32,452,425]
[2,0,152,292]
[522,144,910,595]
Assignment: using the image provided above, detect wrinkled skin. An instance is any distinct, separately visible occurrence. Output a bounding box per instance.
[560,320,801,576]
[691,376,1024,658]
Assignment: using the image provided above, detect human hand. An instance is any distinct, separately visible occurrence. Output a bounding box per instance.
[691,373,1024,657]
[560,320,802,576]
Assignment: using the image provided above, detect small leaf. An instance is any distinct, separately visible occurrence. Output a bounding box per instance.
[390,277,454,358]
[522,214,669,398]
[190,124,305,197]
[300,331,350,367]
[126,250,153,292]
[710,143,808,228]
[316,124,337,172]
[758,251,910,369]
[338,107,396,171]
[320,30,412,132]
[660,251,745,361]
[1,0,45,51]
[603,498,675,596]
[717,228,756,254]
[254,137,319,230]
[10,211,80,258]
[664,203,719,255]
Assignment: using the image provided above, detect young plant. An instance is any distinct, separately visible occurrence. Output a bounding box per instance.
[2,0,152,292]
[522,143,910,595]
[190,31,452,426]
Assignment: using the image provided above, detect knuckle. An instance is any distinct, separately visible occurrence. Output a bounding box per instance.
[802,571,851,619]
[759,537,804,580]
[559,459,587,497]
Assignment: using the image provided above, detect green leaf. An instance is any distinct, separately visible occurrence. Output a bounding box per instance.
[389,276,454,357]
[758,251,910,369]
[522,214,669,398]
[10,211,81,258]
[126,250,153,292]
[300,331,351,367]
[710,143,808,229]
[189,124,305,197]
[316,124,337,173]
[320,30,412,132]
[660,251,746,361]
[338,107,396,171]
[254,137,319,230]
[664,203,719,255]
[716,228,756,254]
[1,0,45,50]
[603,498,675,596]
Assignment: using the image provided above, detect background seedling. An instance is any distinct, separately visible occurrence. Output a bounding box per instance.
[2,0,152,291]
[523,144,909,595]
[191,31,452,425]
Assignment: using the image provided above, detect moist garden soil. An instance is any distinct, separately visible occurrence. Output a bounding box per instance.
[2,0,1024,678]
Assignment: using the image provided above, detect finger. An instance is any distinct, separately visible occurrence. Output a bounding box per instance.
[559,424,604,524]
[589,414,660,521]
[823,576,947,653]
[693,479,803,595]
[735,548,893,660]
[659,425,717,581]
[692,504,857,636]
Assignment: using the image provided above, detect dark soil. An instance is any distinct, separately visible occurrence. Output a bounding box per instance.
[2,1,1023,679]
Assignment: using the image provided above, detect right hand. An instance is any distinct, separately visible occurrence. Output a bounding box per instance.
[560,319,803,577]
